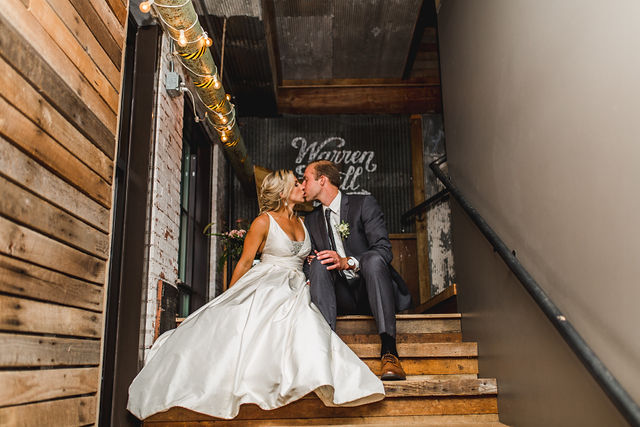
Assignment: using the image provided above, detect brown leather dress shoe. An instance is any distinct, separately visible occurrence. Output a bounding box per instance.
[380,353,406,381]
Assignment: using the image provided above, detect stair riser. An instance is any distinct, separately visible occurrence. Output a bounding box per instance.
[383,378,497,397]
[339,333,463,344]
[362,358,478,376]
[347,342,477,358]
[336,319,461,335]
[145,396,498,423]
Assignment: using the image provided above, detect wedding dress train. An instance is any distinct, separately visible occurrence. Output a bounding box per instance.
[127,214,385,420]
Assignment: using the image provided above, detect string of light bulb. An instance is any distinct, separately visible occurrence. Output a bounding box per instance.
[139,0,243,153]
[140,0,213,48]
[172,51,218,78]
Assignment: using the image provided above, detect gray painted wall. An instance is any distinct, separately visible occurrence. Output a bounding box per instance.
[438,1,640,425]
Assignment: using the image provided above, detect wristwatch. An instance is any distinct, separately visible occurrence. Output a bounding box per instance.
[346,257,356,269]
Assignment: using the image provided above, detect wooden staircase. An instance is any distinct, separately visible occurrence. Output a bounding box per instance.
[145,314,506,426]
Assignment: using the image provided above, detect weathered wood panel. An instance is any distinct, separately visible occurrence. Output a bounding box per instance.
[0,97,113,208]
[68,0,123,68]
[0,254,103,311]
[104,0,127,26]
[46,0,121,88]
[0,176,110,259]
[0,333,101,367]
[0,216,105,284]
[2,0,117,128]
[0,57,113,182]
[0,367,99,407]
[0,137,110,232]
[86,0,125,46]
[0,294,102,338]
[29,0,120,100]
[0,0,125,421]
[0,395,96,426]
[0,9,116,157]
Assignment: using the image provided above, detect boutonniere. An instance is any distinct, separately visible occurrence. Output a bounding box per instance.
[336,220,350,239]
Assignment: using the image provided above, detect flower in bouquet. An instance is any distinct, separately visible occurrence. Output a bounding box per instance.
[204,219,249,272]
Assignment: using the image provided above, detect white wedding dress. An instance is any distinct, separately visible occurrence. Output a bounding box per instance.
[127,214,385,420]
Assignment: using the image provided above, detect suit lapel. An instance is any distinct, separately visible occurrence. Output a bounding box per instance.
[340,193,350,252]
[340,192,349,224]
[311,208,330,250]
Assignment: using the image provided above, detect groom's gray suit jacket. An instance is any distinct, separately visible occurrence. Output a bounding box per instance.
[304,193,412,312]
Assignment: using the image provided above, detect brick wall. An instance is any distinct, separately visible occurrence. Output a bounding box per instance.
[139,33,185,357]
[137,34,229,360]
[138,34,227,360]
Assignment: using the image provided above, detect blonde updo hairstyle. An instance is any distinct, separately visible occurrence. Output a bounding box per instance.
[259,169,296,215]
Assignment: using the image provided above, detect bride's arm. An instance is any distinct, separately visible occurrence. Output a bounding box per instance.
[228,214,269,288]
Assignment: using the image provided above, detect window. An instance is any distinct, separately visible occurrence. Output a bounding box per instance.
[177,100,212,316]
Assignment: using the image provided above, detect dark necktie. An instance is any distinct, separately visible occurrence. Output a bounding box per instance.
[324,208,337,251]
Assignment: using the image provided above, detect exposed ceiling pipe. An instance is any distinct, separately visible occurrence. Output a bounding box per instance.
[140,0,255,193]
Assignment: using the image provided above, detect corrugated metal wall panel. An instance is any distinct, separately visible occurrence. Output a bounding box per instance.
[273,0,421,80]
[232,115,414,233]
[199,0,261,18]
[332,0,421,78]
[204,15,277,115]
[276,15,333,80]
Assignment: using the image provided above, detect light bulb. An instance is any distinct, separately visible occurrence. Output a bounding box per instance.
[225,93,231,101]
[203,32,213,47]
[178,30,187,47]
[214,79,221,89]
[221,116,228,124]
[221,133,228,142]
[139,0,152,13]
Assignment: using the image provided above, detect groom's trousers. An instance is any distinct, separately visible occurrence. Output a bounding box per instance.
[309,251,396,337]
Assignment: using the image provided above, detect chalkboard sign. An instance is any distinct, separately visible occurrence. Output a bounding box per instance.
[232,115,414,233]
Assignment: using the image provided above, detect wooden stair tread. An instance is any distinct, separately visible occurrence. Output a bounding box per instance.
[337,313,461,320]
[347,342,477,358]
[145,396,498,422]
[145,414,502,425]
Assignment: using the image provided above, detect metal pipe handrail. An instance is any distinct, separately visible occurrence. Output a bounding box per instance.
[401,189,450,225]
[427,155,640,426]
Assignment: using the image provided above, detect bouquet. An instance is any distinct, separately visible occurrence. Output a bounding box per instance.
[204,219,249,272]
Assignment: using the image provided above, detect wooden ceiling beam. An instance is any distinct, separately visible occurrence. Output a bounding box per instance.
[277,85,441,115]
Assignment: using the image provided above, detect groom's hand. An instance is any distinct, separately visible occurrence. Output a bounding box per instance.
[316,250,348,271]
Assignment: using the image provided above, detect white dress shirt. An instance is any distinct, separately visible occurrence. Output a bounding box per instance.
[323,191,359,279]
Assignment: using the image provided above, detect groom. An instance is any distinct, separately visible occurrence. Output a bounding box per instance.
[301,160,411,380]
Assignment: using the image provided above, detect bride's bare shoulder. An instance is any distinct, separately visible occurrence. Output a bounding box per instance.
[252,213,270,228]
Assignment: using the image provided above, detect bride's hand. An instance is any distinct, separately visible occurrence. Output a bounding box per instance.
[306,254,316,264]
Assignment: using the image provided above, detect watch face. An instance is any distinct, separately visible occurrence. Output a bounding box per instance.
[347,258,355,266]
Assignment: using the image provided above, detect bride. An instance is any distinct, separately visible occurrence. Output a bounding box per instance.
[127,169,385,420]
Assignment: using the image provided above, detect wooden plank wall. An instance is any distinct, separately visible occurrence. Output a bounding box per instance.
[0,0,127,424]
